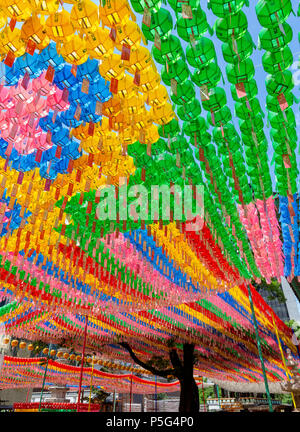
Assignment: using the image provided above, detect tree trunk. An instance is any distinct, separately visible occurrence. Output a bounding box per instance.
[179,376,199,412]
[178,343,199,413]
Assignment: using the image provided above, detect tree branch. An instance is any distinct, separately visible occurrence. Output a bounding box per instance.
[183,343,195,378]
[169,349,183,370]
[119,342,177,379]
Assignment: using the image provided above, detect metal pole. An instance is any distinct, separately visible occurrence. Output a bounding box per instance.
[38,357,49,412]
[202,377,207,412]
[88,356,95,412]
[155,375,157,412]
[247,284,273,412]
[129,375,133,412]
[216,384,221,410]
[38,345,53,413]
[77,315,89,412]
[25,387,30,403]
[113,389,116,412]
[272,313,297,410]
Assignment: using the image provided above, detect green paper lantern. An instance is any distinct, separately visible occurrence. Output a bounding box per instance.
[168,0,200,14]
[241,129,266,146]
[226,58,255,84]
[151,138,169,155]
[170,79,196,105]
[207,105,232,127]
[180,149,195,166]
[152,35,184,65]
[186,37,216,68]
[208,0,246,18]
[168,136,189,153]
[244,140,268,157]
[265,70,294,95]
[259,23,293,52]
[273,139,297,155]
[142,8,173,41]
[192,131,211,150]
[269,109,296,130]
[212,123,238,143]
[270,125,297,143]
[256,0,292,28]
[266,92,294,113]
[192,62,221,88]
[222,31,254,64]
[177,98,202,121]
[161,59,190,86]
[239,115,264,134]
[230,79,258,101]
[183,116,207,137]
[130,0,162,13]
[215,11,248,42]
[201,86,227,112]
[235,98,263,119]
[158,119,180,138]
[262,46,293,74]
[177,7,208,42]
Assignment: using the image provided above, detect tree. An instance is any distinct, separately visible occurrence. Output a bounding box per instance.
[276,393,292,405]
[119,340,199,412]
[83,386,110,404]
[253,279,286,303]
[199,385,215,405]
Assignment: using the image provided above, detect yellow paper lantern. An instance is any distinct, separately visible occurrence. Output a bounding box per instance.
[120,127,138,146]
[31,0,59,15]
[28,344,34,351]
[69,354,75,361]
[57,351,63,358]
[3,337,10,344]
[80,135,102,154]
[19,341,26,349]
[151,103,175,125]
[60,35,88,65]
[37,35,51,50]
[0,27,26,58]
[115,74,136,99]
[146,86,169,107]
[50,349,56,356]
[46,10,74,43]
[87,357,92,363]
[0,13,6,30]
[63,352,69,359]
[94,117,113,137]
[85,28,114,60]
[99,0,131,28]
[72,123,92,140]
[123,46,153,74]
[131,110,152,130]
[138,124,160,144]
[124,94,145,115]
[42,347,49,355]
[99,53,125,81]
[21,16,49,50]
[109,113,131,133]
[76,355,81,361]
[102,97,122,118]
[115,21,142,51]
[70,0,99,32]
[138,69,161,93]
[11,339,18,347]
[3,0,32,21]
